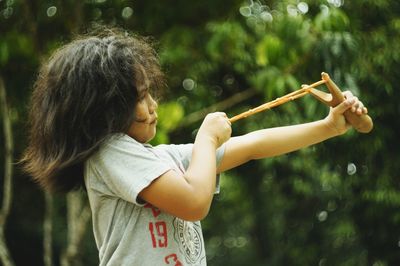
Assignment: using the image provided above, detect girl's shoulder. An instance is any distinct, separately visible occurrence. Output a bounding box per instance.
[94,134,192,162]
[101,133,150,153]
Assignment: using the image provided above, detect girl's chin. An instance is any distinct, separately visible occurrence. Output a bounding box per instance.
[141,130,157,144]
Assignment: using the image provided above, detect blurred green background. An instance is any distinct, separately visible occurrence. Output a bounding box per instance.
[0,0,399,265]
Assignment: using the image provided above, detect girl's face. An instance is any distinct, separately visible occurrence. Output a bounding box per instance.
[128,92,158,143]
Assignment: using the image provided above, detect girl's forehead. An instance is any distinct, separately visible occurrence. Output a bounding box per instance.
[136,82,154,101]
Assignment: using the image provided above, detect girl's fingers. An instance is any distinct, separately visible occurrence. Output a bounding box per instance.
[343,91,368,116]
[347,96,368,115]
[343,90,354,99]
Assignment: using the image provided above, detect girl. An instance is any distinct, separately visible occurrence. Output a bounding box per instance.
[22,29,367,266]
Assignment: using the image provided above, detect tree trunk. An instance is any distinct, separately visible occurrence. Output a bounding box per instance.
[60,191,91,266]
[0,77,15,266]
[43,191,54,266]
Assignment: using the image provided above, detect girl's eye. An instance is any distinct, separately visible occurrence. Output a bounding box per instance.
[139,92,148,101]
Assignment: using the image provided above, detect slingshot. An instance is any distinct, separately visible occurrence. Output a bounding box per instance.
[229,72,373,133]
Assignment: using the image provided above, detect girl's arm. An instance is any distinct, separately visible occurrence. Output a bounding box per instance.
[217,92,368,173]
[139,112,231,221]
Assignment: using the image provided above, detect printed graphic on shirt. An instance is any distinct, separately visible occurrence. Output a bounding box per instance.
[173,218,204,264]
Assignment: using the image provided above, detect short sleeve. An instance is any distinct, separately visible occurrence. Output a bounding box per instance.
[161,143,226,194]
[86,135,171,205]
[169,143,226,170]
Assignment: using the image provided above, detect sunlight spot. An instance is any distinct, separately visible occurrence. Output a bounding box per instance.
[328,0,344,8]
[211,86,223,97]
[223,237,236,248]
[182,78,195,91]
[251,1,262,13]
[46,6,57,17]
[297,2,309,14]
[223,74,235,86]
[317,211,328,222]
[322,182,332,192]
[2,7,13,19]
[320,5,330,16]
[260,11,273,22]
[177,96,188,106]
[287,4,298,16]
[122,7,133,19]
[347,163,357,175]
[236,236,248,248]
[246,16,258,28]
[239,6,252,17]
[241,0,272,26]
[209,236,222,248]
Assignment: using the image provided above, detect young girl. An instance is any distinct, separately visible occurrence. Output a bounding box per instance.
[22,29,368,266]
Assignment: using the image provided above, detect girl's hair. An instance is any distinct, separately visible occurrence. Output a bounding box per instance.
[21,28,165,193]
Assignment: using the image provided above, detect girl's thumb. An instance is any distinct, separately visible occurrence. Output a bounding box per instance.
[333,98,355,115]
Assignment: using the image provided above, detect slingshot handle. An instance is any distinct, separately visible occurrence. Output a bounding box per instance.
[321,72,373,133]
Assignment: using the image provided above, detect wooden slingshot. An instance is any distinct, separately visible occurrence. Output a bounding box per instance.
[229,72,373,133]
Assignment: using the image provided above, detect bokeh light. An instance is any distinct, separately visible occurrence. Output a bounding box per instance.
[46,6,57,17]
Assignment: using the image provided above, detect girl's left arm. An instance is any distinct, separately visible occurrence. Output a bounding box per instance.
[217,91,368,173]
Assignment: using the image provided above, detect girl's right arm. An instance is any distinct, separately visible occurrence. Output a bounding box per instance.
[138,112,231,221]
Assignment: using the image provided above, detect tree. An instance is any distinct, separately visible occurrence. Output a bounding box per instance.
[0,0,399,265]
[0,76,15,266]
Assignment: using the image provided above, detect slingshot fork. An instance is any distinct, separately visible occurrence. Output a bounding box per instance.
[229,72,373,133]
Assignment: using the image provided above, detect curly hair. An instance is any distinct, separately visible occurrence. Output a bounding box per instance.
[21,28,165,193]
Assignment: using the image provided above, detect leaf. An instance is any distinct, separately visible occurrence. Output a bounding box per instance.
[157,101,185,132]
[255,35,283,66]
[0,42,9,66]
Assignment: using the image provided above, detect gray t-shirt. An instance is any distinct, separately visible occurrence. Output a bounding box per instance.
[84,134,225,266]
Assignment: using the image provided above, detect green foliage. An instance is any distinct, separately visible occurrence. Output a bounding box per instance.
[151,101,184,144]
[315,7,350,31]
[256,35,284,66]
[0,41,9,66]
[1,0,399,265]
[205,21,253,72]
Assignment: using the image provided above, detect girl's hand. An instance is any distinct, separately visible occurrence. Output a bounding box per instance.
[323,91,368,135]
[197,112,232,148]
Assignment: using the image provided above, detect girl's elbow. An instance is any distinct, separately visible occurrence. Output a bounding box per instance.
[182,198,211,222]
[184,209,210,222]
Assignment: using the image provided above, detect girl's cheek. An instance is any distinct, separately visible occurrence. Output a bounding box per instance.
[134,103,148,121]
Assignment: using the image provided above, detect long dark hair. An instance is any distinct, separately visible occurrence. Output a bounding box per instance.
[21,28,165,193]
